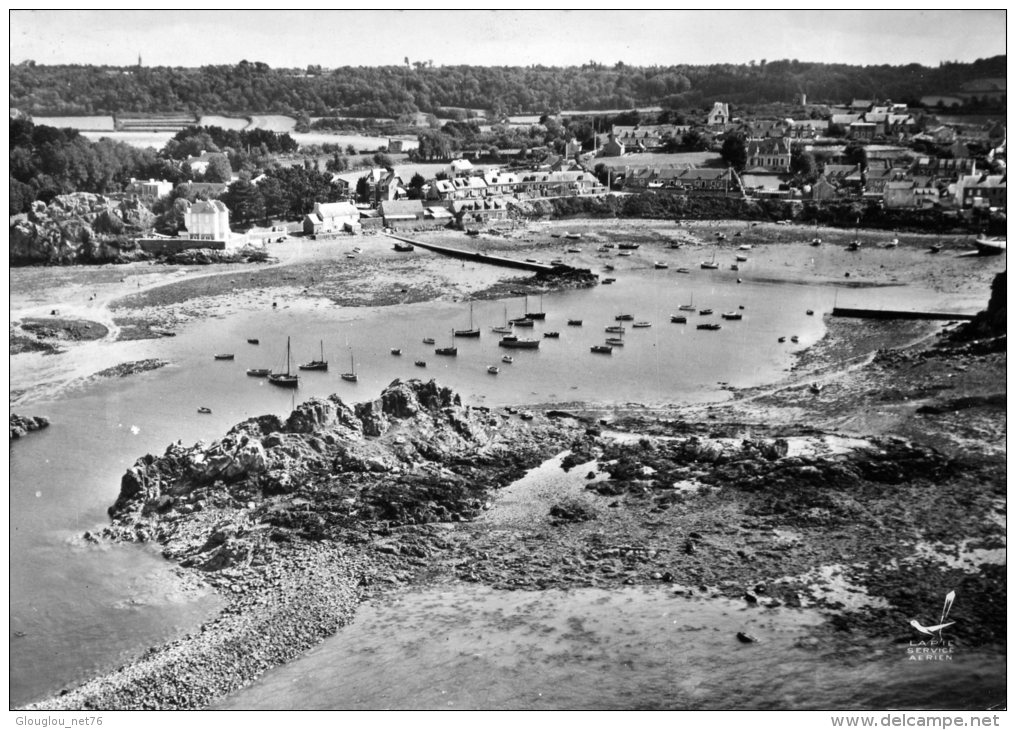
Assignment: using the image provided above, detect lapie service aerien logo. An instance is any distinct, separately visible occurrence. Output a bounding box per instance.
[906,590,956,662]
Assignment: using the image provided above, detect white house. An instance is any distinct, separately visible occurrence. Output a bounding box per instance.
[707,102,731,127]
[183,199,232,241]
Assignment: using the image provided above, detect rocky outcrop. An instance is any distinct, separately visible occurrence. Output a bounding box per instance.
[10,193,154,265]
[953,270,1006,342]
[9,413,50,440]
[108,379,576,535]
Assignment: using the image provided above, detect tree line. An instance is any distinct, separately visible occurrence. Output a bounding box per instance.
[10,56,1006,117]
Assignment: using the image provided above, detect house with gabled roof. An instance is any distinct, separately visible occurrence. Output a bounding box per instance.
[707,102,730,127]
[746,138,791,172]
[303,201,359,235]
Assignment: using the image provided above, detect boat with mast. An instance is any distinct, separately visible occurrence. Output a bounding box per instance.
[268,337,299,388]
[679,293,696,312]
[299,340,328,371]
[525,294,546,320]
[510,297,535,327]
[492,306,513,335]
[340,350,357,382]
[454,303,481,337]
[700,251,719,269]
[435,329,458,356]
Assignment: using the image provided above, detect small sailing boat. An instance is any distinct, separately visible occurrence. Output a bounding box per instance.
[700,251,719,269]
[510,298,535,327]
[679,293,696,312]
[341,351,358,382]
[268,337,299,388]
[299,340,328,371]
[525,295,546,320]
[492,306,513,335]
[436,329,458,356]
[455,303,481,337]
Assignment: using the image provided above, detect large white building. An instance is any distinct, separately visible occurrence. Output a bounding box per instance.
[183,199,232,241]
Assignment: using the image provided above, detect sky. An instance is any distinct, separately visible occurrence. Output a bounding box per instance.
[9,9,1008,69]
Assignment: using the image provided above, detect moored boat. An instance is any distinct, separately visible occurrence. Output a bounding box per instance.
[268,337,299,388]
[501,355,514,364]
[632,321,651,328]
[974,235,1006,255]
[602,278,616,284]
[436,330,458,356]
[415,360,427,367]
[246,368,270,377]
[605,337,624,346]
[618,242,639,250]
[393,241,414,252]
[390,348,402,355]
[340,351,357,382]
[487,365,500,375]
[299,340,328,371]
[247,338,260,345]
[697,323,721,331]
[605,325,625,333]
[590,344,612,354]
[422,337,435,344]
[615,313,634,321]
[567,319,583,326]
[543,331,560,338]
[498,335,540,349]
[454,303,481,337]
[699,308,713,316]
[654,261,669,269]
[791,335,800,343]
[525,295,546,320]
[676,267,690,274]
[721,312,742,320]
[197,407,212,414]
[214,353,234,360]
[670,315,687,324]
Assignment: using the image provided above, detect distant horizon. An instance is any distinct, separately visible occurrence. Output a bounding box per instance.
[9,10,1008,69]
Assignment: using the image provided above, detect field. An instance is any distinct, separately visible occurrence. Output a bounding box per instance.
[594,151,722,169]
[32,115,115,130]
[199,115,250,130]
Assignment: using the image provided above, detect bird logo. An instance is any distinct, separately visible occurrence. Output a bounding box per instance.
[909,591,956,639]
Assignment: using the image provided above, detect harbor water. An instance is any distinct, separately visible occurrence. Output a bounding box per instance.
[8,263,993,707]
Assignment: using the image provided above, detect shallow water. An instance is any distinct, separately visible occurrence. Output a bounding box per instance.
[215,583,1004,711]
[8,261,996,707]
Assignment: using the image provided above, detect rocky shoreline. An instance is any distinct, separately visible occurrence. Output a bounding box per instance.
[10,413,50,440]
[29,379,582,710]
